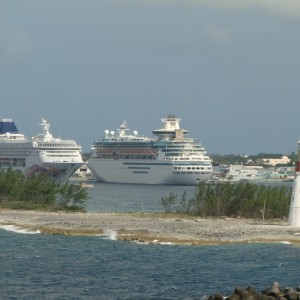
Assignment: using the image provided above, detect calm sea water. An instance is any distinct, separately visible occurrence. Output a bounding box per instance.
[85,181,197,212]
[1,181,298,300]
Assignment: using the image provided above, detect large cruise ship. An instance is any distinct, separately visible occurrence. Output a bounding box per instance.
[0,118,83,182]
[88,115,213,185]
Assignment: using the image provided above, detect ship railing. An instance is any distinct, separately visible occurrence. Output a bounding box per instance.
[36,141,81,148]
[183,137,200,143]
[156,137,201,144]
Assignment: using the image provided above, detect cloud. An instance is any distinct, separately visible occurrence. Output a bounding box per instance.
[137,0,300,21]
[191,0,300,21]
[205,24,233,58]
[259,0,300,20]
[0,26,31,63]
[206,24,233,44]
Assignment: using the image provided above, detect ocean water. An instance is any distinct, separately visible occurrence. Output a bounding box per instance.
[1,181,298,300]
[85,182,197,212]
[1,229,300,299]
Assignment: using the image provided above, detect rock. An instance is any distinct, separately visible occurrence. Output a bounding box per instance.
[260,294,277,300]
[285,288,295,294]
[263,283,283,298]
[211,283,300,300]
[269,282,282,297]
[239,290,250,300]
[284,292,299,300]
[207,293,224,300]
[234,287,246,296]
[214,293,224,300]
[233,287,257,300]
[226,294,240,300]
[246,286,260,300]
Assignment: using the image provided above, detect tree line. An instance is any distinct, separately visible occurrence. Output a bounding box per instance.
[160,181,292,219]
[0,169,88,211]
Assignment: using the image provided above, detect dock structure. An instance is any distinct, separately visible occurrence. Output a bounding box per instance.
[288,140,300,226]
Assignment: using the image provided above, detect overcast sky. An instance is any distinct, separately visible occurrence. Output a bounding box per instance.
[1,0,300,154]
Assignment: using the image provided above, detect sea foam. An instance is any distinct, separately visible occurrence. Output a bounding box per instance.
[0,224,40,234]
[103,229,117,240]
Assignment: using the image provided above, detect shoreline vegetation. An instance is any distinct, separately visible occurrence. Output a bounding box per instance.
[1,169,299,245]
[160,181,291,219]
[0,169,88,211]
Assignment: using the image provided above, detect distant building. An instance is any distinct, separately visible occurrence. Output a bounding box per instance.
[256,156,291,166]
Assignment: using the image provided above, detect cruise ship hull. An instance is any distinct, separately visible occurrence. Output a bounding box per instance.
[88,158,212,185]
[0,144,83,183]
[26,162,83,183]
[0,118,83,183]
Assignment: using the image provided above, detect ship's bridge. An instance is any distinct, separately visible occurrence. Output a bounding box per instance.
[152,115,188,140]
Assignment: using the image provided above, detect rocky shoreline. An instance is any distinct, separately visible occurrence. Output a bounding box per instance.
[208,282,300,300]
[1,209,300,245]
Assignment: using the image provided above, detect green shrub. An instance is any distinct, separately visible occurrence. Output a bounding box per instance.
[0,169,88,211]
[160,192,177,213]
[160,181,292,219]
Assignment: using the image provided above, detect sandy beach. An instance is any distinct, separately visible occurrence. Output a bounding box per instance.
[1,209,300,245]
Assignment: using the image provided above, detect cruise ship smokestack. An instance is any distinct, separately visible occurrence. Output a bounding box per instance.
[288,140,300,226]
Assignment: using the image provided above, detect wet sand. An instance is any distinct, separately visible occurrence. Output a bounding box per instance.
[1,209,300,245]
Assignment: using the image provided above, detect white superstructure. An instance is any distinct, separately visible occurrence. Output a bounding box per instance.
[0,118,83,182]
[88,115,213,185]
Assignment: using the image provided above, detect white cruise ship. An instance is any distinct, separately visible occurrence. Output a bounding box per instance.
[0,118,83,182]
[88,115,213,185]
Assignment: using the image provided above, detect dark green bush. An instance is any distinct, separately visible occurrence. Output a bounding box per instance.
[161,181,292,219]
[0,169,88,211]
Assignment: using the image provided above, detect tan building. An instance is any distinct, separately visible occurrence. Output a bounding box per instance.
[256,156,291,166]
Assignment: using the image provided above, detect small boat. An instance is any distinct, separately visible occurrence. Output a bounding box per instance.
[210,165,268,182]
[80,182,94,188]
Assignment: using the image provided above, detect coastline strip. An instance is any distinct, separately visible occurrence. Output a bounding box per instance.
[1,209,300,245]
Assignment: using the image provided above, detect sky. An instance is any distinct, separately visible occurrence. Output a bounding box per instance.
[1,0,300,155]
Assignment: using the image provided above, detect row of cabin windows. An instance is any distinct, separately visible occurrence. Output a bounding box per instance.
[164,152,204,156]
[173,171,211,175]
[165,157,202,161]
[0,157,26,167]
[165,155,209,161]
[45,154,77,157]
[174,166,207,170]
[97,154,156,160]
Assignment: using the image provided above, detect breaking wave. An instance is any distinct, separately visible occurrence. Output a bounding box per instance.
[103,229,117,240]
[0,224,40,234]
